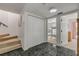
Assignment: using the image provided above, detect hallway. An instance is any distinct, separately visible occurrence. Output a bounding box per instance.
[0,3,78,56]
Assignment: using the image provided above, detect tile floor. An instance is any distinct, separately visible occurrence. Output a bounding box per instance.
[0,42,76,56]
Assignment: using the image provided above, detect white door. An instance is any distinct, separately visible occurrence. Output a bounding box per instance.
[27,15,45,48]
[61,16,68,45]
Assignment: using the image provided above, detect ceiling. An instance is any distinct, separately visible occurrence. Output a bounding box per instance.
[0,3,25,14]
[0,3,78,18]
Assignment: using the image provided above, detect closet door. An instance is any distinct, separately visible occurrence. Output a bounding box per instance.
[27,15,45,48]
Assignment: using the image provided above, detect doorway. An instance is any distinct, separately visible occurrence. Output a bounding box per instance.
[47,18,57,44]
[47,12,77,55]
[60,12,77,54]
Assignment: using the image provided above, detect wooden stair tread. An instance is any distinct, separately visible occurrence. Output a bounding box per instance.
[0,34,22,54]
[0,36,17,39]
[0,34,9,38]
[0,36,18,42]
[0,38,20,44]
[0,38,21,48]
[0,44,21,54]
[0,33,9,36]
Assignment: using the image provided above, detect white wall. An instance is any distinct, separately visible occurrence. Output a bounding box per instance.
[21,11,47,50]
[0,10,8,34]
[0,10,20,36]
[7,12,20,36]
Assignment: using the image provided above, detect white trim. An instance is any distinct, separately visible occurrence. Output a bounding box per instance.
[28,14,45,19]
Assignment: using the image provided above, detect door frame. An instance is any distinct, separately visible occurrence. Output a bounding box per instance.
[77,18,79,55]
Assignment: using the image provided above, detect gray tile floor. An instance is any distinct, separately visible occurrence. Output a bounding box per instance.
[0,42,76,56]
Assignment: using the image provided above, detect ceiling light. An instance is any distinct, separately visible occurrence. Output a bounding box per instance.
[49,8,57,13]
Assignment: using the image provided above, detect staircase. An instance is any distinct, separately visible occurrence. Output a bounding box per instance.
[0,33,21,54]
